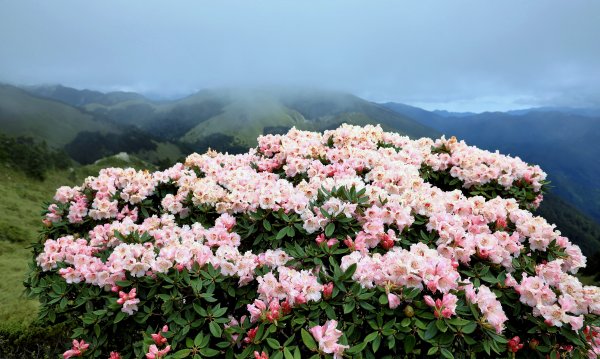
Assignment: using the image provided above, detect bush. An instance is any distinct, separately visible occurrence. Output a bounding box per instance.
[0,322,69,359]
[64,130,158,165]
[0,134,71,180]
[27,124,600,358]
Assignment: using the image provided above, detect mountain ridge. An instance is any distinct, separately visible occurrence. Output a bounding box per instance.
[23,85,440,150]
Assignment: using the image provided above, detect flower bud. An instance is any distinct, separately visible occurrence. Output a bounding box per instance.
[323,282,334,299]
[529,338,539,350]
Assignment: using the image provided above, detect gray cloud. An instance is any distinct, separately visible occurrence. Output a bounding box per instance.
[1,0,599,111]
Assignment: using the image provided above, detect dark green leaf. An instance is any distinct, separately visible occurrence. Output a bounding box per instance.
[325,222,335,237]
[301,328,317,351]
[404,335,416,353]
[171,349,191,358]
[209,321,222,338]
[199,348,220,357]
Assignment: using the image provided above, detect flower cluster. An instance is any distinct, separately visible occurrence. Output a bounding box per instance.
[257,266,323,307]
[146,325,170,359]
[37,214,293,296]
[464,284,508,333]
[340,243,461,294]
[29,124,599,358]
[117,288,140,315]
[426,136,547,192]
[506,259,600,330]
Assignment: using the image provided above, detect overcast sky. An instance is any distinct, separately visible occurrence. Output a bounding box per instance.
[1,1,599,112]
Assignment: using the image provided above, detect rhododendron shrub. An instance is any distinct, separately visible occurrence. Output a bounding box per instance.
[27,124,600,359]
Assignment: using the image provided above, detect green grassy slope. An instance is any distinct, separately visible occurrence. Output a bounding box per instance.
[18,84,439,157]
[0,85,184,165]
[70,86,440,148]
[178,88,440,147]
[0,167,77,327]
[181,91,309,146]
[0,85,120,147]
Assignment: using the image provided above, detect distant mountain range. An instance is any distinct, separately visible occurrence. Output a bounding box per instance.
[0,84,183,165]
[383,102,600,225]
[1,83,599,254]
[23,84,437,152]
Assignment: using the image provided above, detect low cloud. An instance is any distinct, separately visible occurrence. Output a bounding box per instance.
[1,0,599,111]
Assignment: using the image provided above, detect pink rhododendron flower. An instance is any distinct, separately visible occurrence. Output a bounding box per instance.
[117,288,140,315]
[63,339,89,359]
[424,293,458,318]
[145,344,171,359]
[388,293,401,309]
[244,327,258,344]
[151,325,169,345]
[309,320,348,359]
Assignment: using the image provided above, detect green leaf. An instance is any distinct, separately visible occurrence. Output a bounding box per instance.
[364,331,378,343]
[359,301,376,311]
[372,334,382,352]
[212,306,228,318]
[325,222,335,237]
[115,280,132,287]
[276,227,288,240]
[301,328,317,351]
[171,349,191,358]
[441,348,454,359]
[461,322,477,334]
[266,338,280,349]
[199,348,220,357]
[436,319,448,333]
[287,226,295,237]
[427,346,439,355]
[404,334,416,353]
[209,321,222,338]
[483,340,491,355]
[341,263,357,280]
[561,327,585,347]
[114,311,126,324]
[422,321,438,341]
[346,341,368,354]
[343,302,355,314]
[263,219,272,231]
[379,294,388,305]
[283,347,294,359]
[194,332,204,347]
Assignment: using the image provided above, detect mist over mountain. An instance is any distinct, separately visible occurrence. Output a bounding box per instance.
[24,85,439,152]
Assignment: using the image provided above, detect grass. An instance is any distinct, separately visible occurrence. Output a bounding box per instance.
[0,242,38,326]
[0,166,78,328]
